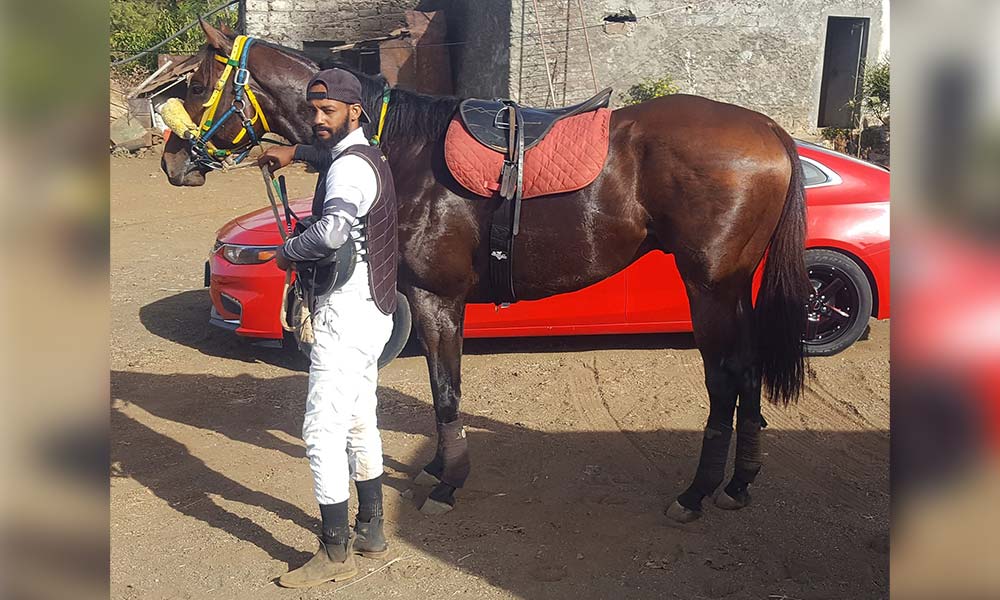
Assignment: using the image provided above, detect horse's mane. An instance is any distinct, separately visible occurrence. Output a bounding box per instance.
[353,71,461,146]
[249,38,460,146]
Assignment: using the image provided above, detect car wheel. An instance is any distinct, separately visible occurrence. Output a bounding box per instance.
[803,249,873,357]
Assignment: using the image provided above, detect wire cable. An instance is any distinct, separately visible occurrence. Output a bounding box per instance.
[112,0,240,66]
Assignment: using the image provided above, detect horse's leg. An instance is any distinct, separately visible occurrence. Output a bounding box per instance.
[716,291,766,510]
[666,282,750,523]
[407,287,469,515]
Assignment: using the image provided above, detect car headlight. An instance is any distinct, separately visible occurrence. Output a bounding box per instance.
[217,243,278,265]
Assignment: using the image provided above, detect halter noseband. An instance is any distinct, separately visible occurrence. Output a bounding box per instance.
[190,35,271,169]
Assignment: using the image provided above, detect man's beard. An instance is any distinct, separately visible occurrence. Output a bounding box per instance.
[312,122,351,149]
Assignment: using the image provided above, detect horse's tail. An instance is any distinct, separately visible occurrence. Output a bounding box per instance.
[756,126,810,406]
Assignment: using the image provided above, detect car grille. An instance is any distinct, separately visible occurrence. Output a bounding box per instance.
[220,293,242,316]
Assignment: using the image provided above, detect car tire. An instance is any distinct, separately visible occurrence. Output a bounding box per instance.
[803,248,874,357]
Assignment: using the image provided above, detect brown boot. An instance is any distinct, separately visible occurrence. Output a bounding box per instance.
[278,538,358,588]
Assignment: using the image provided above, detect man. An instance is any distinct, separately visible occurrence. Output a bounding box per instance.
[258,68,398,589]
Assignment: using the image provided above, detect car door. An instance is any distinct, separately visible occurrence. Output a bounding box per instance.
[623,251,692,332]
[464,270,627,336]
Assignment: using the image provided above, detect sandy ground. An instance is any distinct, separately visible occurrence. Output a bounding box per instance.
[111,154,889,599]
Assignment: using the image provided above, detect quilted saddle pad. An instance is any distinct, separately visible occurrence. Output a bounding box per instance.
[444,108,611,199]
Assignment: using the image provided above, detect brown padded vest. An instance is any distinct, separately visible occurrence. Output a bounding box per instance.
[337,145,398,315]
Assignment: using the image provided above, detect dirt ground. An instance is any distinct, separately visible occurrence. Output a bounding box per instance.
[111,154,889,599]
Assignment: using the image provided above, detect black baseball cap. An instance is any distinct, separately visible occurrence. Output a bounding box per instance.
[306,68,372,123]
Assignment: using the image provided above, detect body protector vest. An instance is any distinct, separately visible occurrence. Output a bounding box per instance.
[306,144,398,315]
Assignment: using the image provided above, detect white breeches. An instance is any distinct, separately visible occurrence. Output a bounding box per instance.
[303,274,393,505]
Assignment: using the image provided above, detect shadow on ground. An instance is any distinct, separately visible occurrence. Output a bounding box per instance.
[111,367,889,599]
[139,290,698,373]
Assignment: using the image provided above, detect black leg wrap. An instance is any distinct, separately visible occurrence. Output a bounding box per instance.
[678,426,733,511]
[724,418,764,501]
[423,453,444,480]
[428,482,457,506]
[436,419,470,488]
[733,418,763,483]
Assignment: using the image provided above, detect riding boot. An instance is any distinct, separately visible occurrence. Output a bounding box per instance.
[277,537,357,588]
[354,475,388,557]
[353,515,389,557]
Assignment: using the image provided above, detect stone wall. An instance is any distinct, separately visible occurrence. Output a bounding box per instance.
[511,0,889,136]
[245,0,889,136]
[244,0,417,49]
[244,0,509,98]
[421,0,511,99]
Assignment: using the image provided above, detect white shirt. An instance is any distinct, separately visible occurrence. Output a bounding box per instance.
[282,127,378,262]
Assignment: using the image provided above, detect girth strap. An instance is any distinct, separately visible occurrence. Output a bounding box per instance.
[488,103,525,305]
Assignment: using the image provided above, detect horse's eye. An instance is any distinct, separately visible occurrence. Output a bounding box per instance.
[191,83,206,96]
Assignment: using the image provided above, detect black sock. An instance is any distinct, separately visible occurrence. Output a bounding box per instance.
[319,501,349,545]
[355,475,383,523]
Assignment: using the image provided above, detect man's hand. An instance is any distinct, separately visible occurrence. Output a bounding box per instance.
[257,145,297,171]
[275,245,292,271]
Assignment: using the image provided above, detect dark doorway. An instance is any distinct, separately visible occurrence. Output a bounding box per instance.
[818,16,870,128]
[303,40,382,75]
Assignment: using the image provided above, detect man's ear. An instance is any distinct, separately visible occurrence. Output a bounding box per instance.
[350,104,363,124]
[200,18,233,55]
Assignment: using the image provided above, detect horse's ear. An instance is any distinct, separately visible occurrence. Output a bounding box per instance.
[218,22,236,37]
[199,18,233,54]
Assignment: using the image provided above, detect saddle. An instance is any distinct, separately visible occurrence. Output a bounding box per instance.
[458,88,612,152]
[444,88,613,304]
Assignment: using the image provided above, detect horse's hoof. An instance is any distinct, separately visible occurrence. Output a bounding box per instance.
[414,470,441,486]
[419,498,454,516]
[665,500,702,523]
[714,491,750,510]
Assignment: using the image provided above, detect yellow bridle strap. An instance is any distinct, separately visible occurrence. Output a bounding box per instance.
[231,85,270,144]
[373,96,389,144]
[198,36,247,133]
[370,87,391,146]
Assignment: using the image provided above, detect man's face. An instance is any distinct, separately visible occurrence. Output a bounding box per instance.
[308,83,361,148]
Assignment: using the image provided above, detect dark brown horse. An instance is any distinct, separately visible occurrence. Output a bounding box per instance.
[162,22,810,523]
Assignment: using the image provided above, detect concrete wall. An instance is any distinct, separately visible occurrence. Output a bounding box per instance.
[421,0,511,99]
[511,0,888,136]
[244,0,510,98]
[245,0,889,135]
[244,0,418,48]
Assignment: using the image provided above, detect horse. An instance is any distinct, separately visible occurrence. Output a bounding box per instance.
[162,21,810,523]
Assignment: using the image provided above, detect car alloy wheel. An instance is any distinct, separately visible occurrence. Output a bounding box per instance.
[803,248,874,356]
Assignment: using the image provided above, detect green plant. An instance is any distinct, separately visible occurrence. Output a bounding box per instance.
[110,0,238,83]
[820,126,853,154]
[862,58,890,126]
[821,127,853,142]
[620,76,680,106]
[850,57,890,128]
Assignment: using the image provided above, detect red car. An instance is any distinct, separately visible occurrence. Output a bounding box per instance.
[205,140,889,356]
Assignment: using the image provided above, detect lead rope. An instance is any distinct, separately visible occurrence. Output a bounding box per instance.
[260,164,298,333]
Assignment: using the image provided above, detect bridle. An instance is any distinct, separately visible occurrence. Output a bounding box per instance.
[182,36,393,170]
[188,35,272,169]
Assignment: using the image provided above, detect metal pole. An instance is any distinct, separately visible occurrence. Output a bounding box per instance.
[126,60,175,99]
[576,0,599,93]
[530,0,558,107]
